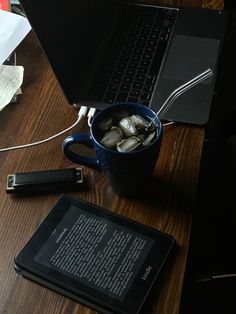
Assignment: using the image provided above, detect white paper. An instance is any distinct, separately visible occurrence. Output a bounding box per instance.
[0,9,31,65]
[0,64,24,110]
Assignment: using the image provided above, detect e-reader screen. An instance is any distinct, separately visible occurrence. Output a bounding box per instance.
[34,204,154,301]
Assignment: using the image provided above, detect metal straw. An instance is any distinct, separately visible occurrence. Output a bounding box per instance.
[149,68,213,125]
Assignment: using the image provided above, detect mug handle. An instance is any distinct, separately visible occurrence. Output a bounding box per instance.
[62,134,101,170]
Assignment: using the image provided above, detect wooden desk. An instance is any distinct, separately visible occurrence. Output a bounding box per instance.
[0,30,205,313]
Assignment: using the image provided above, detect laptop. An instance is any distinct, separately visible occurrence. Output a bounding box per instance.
[19,0,227,125]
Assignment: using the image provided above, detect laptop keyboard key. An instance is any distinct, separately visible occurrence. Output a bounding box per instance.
[143,85,154,93]
[135,74,145,81]
[126,68,136,76]
[131,55,141,62]
[139,100,150,106]
[114,68,125,77]
[108,83,119,92]
[111,76,122,84]
[104,92,116,104]
[133,81,144,90]
[130,89,141,98]
[145,75,157,85]
[149,40,167,75]
[140,93,152,101]
[123,76,133,84]
[116,92,128,102]
[120,83,131,91]
[140,60,151,68]
[127,97,139,103]
[137,67,148,75]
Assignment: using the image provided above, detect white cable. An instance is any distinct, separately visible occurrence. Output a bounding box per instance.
[87,107,96,127]
[0,106,88,152]
[163,121,175,127]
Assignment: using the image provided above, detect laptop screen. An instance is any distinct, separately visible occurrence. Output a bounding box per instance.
[20,0,227,124]
[20,0,119,104]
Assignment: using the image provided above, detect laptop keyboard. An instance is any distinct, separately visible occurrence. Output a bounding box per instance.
[88,5,177,107]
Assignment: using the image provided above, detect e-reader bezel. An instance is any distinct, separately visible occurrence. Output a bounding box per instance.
[15,194,175,314]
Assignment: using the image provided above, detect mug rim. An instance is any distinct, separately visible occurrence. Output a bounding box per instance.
[90,103,163,155]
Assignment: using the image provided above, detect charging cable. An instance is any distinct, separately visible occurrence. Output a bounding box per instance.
[87,107,96,127]
[0,106,88,152]
[163,121,175,127]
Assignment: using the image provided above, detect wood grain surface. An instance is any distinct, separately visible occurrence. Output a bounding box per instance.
[135,0,224,9]
[0,5,208,312]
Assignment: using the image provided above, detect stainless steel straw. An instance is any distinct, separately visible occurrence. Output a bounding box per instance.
[156,68,213,119]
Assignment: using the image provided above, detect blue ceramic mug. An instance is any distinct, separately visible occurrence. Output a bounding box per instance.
[62,103,163,196]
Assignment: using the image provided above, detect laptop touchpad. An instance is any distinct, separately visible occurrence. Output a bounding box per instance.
[163,35,220,84]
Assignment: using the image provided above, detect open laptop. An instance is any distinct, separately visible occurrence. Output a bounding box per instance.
[19,0,227,125]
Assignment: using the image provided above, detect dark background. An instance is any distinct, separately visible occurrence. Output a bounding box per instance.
[180,1,236,313]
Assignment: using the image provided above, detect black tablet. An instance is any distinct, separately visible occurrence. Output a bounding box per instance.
[15,194,175,314]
